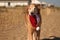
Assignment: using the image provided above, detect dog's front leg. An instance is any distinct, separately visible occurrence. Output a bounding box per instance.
[26,15,33,40]
[27,27,33,40]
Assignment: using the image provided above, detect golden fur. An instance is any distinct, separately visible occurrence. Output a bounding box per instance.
[25,4,41,40]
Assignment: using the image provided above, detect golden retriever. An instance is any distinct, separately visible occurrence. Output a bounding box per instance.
[25,4,41,40]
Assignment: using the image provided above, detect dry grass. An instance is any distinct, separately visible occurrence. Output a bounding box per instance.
[0,6,60,40]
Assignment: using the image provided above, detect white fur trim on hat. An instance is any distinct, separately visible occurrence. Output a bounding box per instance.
[36,26,40,31]
[31,0,41,4]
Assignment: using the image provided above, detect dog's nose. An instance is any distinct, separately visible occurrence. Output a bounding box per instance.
[31,12,34,15]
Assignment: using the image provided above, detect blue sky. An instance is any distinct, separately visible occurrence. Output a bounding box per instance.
[38,0,60,7]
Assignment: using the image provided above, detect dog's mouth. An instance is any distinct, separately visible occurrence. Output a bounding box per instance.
[30,11,38,15]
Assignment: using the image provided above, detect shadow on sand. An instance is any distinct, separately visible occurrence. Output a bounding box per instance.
[42,36,60,40]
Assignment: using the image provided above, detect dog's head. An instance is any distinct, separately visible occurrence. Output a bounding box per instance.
[28,4,40,15]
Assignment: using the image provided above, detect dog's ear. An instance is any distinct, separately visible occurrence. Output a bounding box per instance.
[26,5,29,15]
[26,5,31,14]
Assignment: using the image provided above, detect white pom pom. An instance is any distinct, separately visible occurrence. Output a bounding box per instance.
[36,26,40,31]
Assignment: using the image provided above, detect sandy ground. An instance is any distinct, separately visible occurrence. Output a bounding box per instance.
[0,7,60,40]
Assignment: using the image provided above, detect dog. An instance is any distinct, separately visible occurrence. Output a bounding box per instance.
[26,4,41,40]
